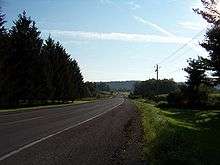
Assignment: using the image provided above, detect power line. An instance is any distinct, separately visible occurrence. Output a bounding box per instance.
[167,68,183,75]
[163,47,193,65]
[158,29,206,65]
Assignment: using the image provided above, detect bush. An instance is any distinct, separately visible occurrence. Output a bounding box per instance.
[128,93,140,99]
[157,101,169,109]
[167,85,209,109]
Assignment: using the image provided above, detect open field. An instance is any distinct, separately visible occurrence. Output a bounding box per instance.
[133,99,220,165]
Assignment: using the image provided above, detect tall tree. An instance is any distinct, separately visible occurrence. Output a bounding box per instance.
[0,10,6,34]
[0,10,7,64]
[184,57,207,91]
[0,10,7,66]
[41,36,84,101]
[194,0,220,24]
[40,36,57,100]
[71,59,84,99]
[195,0,220,83]
[200,26,220,82]
[0,10,10,105]
[9,11,43,103]
[0,11,85,106]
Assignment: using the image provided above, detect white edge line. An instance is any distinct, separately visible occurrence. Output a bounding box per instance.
[0,99,124,162]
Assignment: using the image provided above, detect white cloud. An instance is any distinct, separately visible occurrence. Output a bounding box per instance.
[127,1,140,10]
[132,15,206,55]
[100,0,113,5]
[44,29,197,45]
[133,15,174,36]
[178,21,207,30]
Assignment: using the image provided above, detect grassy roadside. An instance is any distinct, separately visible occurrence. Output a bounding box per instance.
[133,99,220,165]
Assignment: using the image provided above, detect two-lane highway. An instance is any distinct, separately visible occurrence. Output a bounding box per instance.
[0,96,124,162]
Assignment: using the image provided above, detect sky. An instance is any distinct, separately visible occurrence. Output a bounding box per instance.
[1,0,210,82]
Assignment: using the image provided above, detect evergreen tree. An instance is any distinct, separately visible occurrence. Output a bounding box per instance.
[179,57,209,107]
[194,0,220,24]
[195,0,220,83]
[0,10,7,67]
[9,11,43,103]
[52,41,72,101]
[41,37,84,101]
[0,11,85,106]
[41,36,57,100]
[71,59,84,99]
[200,25,220,82]
[0,10,6,34]
[0,10,10,105]
[184,57,207,91]
[83,82,97,97]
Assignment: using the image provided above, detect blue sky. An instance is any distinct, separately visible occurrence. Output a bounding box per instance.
[2,0,209,82]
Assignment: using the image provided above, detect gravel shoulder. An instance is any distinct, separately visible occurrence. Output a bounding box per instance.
[1,99,143,165]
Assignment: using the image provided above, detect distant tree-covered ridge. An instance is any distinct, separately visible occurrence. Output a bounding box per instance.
[95,82,110,92]
[96,81,139,92]
[0,11,93,107]
[132,79,178,98]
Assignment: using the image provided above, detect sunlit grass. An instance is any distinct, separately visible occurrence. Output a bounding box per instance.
[133,100,220,165]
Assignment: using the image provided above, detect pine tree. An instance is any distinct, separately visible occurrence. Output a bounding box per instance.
[183,57,208,107]
[200,26,220,82]
[195,0,220,83]
[194,0,220,24]
[71,59,84,99]
[184,57,207,91]
[41,36,57,100]
[9,11,43,103]
[0,11,85,106]
[0,10,6,66]
[41,37,84,101]
[0,10,7,65]
[0,10,10,105]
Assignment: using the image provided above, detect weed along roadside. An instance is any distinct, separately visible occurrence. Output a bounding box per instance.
[133,99,220,165]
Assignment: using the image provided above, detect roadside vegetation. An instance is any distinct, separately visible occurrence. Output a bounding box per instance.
[134,99,220,165]
[129,1,220,164]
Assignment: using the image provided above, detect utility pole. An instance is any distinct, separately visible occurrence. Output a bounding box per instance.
[155,64,159,80]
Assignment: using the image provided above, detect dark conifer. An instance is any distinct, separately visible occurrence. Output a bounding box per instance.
[9,11,43,103]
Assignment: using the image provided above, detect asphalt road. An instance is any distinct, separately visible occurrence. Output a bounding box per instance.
[0,96,143,165]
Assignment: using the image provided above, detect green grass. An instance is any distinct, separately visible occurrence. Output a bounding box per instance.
[133,99,220,165]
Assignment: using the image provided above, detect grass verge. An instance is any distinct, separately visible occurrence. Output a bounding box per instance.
[133,99,220,165]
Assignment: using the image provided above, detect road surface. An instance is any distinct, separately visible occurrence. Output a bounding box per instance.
[0,96,143,165]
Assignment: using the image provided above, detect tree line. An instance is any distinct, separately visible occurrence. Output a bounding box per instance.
[132,79,177,98]
[0,11,94,107]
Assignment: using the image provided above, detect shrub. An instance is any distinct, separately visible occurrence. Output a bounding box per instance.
[157,101,169,109]
[167,85,209,109]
